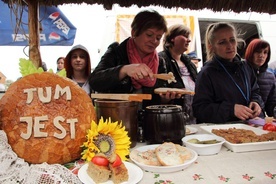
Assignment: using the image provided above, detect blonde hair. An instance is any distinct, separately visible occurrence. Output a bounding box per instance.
[205,22,244,61]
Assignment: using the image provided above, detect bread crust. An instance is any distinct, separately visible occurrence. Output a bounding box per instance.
[175,144,192,161]
[131,149,162,166]
[155,142,184,166]
[131,142,192,166]
[0,72,96,164]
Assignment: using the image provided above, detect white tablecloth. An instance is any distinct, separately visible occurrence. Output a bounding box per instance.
[135,124,276,184]
[1,124,275,184]
[136,146,276,184]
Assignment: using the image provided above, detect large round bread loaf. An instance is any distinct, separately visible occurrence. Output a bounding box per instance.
[0,72,96,164]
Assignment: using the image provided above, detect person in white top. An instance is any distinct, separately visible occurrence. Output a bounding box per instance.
[156,24,198,124]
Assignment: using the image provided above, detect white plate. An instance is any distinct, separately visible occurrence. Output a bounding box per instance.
[186,126,198,135]
[200,123,276,152]
[78,161,143,184]
[129,144,198,173]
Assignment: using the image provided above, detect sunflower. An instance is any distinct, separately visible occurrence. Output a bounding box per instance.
[81,117,131,162]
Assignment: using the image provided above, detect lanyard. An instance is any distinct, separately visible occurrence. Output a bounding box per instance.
[216,58,250,104]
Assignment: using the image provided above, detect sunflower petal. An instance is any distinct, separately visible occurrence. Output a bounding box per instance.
[81,117,131,162]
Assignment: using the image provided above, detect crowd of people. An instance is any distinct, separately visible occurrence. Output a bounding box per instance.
[54,9,276,125]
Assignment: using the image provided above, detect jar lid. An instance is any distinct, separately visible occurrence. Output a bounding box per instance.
[145,105,182,113]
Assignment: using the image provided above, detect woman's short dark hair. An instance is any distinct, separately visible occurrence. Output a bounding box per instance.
[131,9,167,37]
[163,24,191,49]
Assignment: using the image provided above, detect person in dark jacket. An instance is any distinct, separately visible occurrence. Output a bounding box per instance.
[245,39,276,117]
[151,24,198,124]
[192,22,264,123]
[89,10,167,96]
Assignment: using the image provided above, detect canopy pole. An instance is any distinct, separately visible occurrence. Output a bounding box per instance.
[28,0,41,68]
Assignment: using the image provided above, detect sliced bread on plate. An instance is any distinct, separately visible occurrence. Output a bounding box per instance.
[131,149,162,166]
[155,142,184,166]
[175,144,192,161]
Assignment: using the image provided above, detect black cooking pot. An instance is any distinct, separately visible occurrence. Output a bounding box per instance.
[140,105,188,145]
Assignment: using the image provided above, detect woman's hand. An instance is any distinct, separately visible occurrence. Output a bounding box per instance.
[234,102,262,120]
[119,64,154,80]
[158,90,182,104]
[249,101,262,118]
[234,104,254,120]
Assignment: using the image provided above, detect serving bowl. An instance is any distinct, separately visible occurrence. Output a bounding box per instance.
[182,134,225,156]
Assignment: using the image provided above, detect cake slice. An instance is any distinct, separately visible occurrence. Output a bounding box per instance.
[109,162,129,184]
[87,161,111,183]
